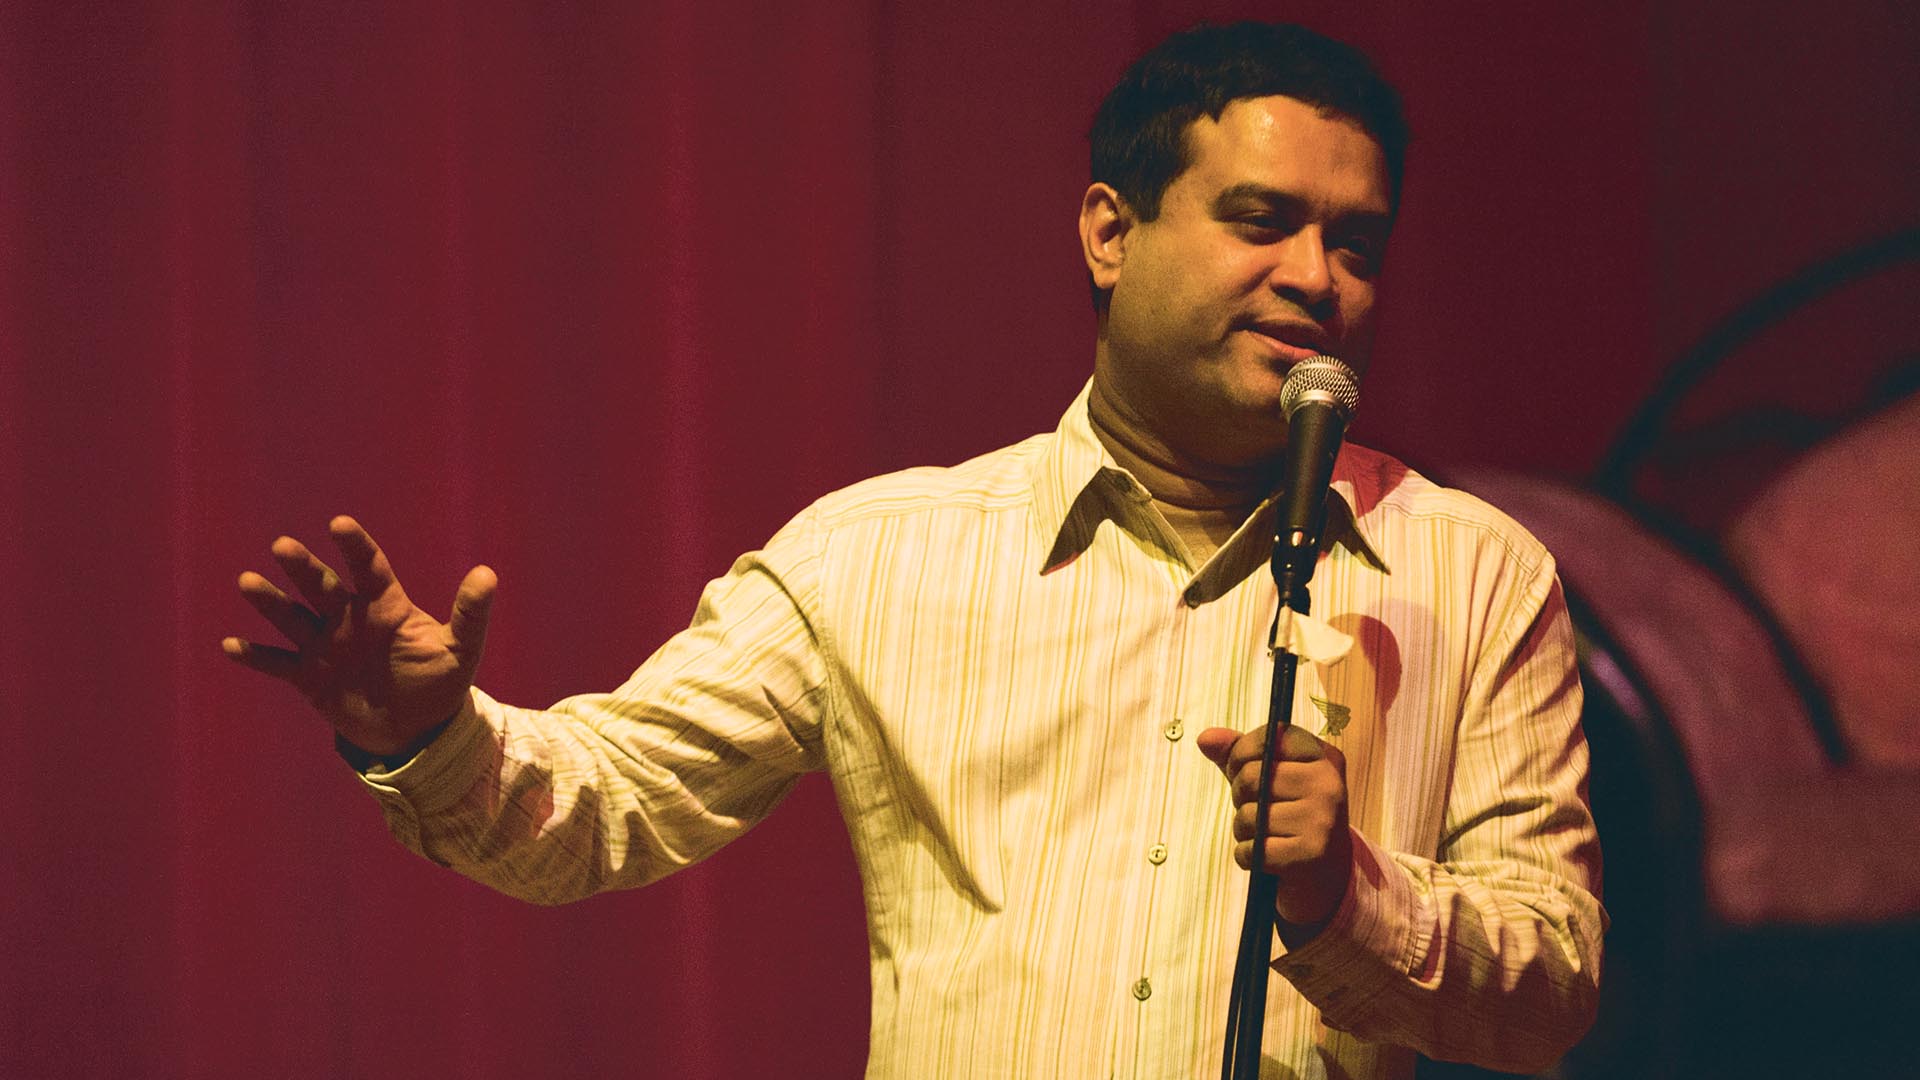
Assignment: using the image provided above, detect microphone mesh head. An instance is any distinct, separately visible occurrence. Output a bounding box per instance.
[1280,355,1361,420]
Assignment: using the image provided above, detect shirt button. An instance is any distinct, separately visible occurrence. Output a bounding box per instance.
[1132,977,1153,1001]
[1163,719,1184,741]
[1148,843,1168,865]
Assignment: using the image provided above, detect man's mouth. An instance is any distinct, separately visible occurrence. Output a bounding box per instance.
[1241,320,1334,363]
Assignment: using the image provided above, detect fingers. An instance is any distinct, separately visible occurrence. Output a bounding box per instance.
[446,564,497,660]
[1221,726,1342,789]
[1232,799,1336,843]
[327,515,401,601]
[1198,724,1337,781]
[220,636,301,682]
[270,534,353,618]
[1235,724,1327,770]
[1199,725,1350,905]
[1228,784,1347,880]
[1231,836,1320,871]
[1229,758,1339,805]
[236,570,324,647]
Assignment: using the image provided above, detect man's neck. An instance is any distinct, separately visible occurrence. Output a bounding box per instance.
[1087,375,1274,560]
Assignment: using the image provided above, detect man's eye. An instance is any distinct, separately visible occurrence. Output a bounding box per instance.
[1230,216,1288,237]
[1334,234,1378,259]
[1333,235,1384,272]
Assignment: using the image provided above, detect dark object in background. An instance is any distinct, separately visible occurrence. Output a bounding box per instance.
[1437,232,1920,1079]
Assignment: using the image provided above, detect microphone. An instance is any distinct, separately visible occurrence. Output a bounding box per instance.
[1272,356,1361,592]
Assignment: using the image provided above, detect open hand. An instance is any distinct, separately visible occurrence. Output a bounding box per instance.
[222,515,495,756]
[1196,723,1353,930]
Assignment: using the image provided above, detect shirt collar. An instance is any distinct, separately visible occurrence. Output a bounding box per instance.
[1030,379,1390,583]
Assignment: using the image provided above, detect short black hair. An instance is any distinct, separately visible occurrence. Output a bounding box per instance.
[1089,22,1409,224]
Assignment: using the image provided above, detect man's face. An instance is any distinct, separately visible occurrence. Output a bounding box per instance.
[1087,94,1393,466]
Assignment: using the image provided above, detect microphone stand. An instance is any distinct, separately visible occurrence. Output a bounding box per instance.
[1215,354,1357,1079]
[1219,516,1320,1080]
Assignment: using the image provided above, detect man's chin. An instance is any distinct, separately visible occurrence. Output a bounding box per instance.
[1206,389,1292,462]
[1223,371,1292,418]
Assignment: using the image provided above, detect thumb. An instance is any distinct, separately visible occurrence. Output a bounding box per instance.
[1194,726,1240,776]
[447,564,498,661]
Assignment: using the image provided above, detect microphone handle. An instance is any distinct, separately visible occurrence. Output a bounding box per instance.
[1272,401,1350,587]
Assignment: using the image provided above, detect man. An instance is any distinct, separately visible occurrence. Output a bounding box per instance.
[225,22,1602,1078]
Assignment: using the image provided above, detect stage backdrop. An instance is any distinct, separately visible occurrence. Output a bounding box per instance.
[2,1,1912,1076]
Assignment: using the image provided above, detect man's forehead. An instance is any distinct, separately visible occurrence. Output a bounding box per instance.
[1188,95,1380,153]
[1175,95,1391,205]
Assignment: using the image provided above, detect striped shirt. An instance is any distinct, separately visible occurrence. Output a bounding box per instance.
[359,382,1604,1078]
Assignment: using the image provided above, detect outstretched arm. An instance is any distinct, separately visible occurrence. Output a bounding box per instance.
[227,509,831,906]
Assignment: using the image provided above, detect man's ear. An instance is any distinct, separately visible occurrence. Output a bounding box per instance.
[1079,182,1134,292]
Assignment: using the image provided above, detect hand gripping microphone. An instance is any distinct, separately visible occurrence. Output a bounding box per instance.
[1271,355,1361,596]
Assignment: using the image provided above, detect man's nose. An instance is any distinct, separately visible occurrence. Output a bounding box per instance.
[1267,227,1334,308]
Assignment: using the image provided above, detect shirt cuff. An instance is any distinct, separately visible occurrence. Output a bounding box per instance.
[350,688,497,819]
[1269,828,1422,1027]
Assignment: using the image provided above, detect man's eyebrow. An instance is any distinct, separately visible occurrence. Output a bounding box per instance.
[1211,182,1303,211]
[1210,182,1392,227]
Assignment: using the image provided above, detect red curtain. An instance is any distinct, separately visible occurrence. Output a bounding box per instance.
[3,2,1911,1076]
